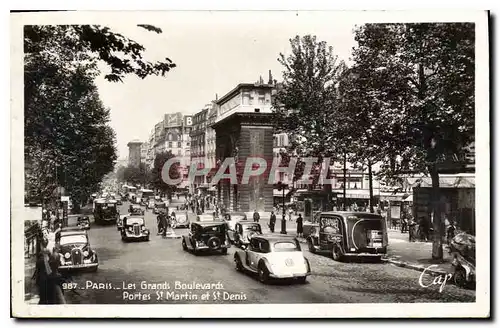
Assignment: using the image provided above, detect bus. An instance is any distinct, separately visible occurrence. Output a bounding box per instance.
[137,188,154,204]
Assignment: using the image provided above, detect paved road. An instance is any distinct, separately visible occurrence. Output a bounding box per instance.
[63,200,475,304]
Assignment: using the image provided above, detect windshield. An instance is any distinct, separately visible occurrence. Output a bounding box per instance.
[244,224,261,232]
[60,234,87,245]
[127,218,144,225]
[202,225,224,234]
[272,241,300,252]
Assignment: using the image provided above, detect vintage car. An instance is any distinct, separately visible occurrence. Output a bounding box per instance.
[116,198,123,205]
[228,221,263,247]
[77,216,91,230]
[153,201,166,214]
[93,199,119,225]
[146,199,155,210]
[58,229,98,271]
[171,211,190,228]
[129,204,145,216]
[303,211,321,238]
[306,211,388,261]
[197,214,217,222]
[181,221,230,255]
[117,214,128,231]
[121,216,150,242]
[234,235,310,284]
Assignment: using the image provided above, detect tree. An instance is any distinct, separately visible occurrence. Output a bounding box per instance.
[123,163,151,187]
[116,165,127,183]
[151,151,180,196]
[273,35,347,192]
[24,24,176,205]
[350,23,475,259]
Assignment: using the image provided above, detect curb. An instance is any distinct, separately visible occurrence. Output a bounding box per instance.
[382,257,451,276]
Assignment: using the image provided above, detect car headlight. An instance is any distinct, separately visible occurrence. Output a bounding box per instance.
[83,251,89,257]
[64,252,70,259]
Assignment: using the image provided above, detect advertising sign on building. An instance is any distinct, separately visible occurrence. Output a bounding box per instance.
[165,113,183,127]
[184,115,193,126]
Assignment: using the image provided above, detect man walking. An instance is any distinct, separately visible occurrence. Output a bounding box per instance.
[253,210,260,222]
[269,211,276,233]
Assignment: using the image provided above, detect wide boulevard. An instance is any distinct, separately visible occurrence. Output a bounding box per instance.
[63,198,475,304]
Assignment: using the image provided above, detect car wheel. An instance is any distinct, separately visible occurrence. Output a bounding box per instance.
[182,239,188,251]
[297,276,307,284]
[332,246,343,262]
[308,239,316,253]
[235,255,244,271]
[258,264,270,284]
[453,267,467,287]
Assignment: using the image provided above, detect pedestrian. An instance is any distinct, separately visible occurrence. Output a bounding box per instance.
[296,213,304,238]
[253,210,260,222]
[408,217,417,242]
[49,211,56,232]
[288,208,293,221]
[157,213,163,235]
[161,213,168,237]
[269,211,276,233]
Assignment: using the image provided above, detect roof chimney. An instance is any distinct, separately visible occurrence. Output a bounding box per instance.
[215,93,218,101]
[268,70,273,84]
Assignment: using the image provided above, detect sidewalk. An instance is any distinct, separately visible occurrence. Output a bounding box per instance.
[24,231,57,305]
[24,254,39,304]
[384,230,453,276]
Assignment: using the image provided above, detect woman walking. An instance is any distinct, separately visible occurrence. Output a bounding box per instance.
[296,213,304,238]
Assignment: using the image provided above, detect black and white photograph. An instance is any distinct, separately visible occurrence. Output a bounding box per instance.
[10,10,489,318]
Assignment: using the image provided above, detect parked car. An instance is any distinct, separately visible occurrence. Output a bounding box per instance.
[121,216,150,242]
[129,204,145,216]
[228,221,263,248]
[117,214,127,231]
[303,211,321,238]
[306,211,388,261]
[153,201,166,214]
[234,235,310,284]
[171,211,190,228]
[147,199,155,210]
[181,221,230,255]
[58,229,98,272]
[77,216,91,230]
[197,214,217,222]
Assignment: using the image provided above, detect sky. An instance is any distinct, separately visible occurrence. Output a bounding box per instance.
[93,12,361,159]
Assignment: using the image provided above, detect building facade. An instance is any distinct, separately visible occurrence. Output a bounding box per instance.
[127,140,143,168]
[140,142,148,165]
[190,107,209,189]
[212,82,275,213]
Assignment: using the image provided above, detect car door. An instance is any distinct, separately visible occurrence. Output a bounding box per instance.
[232,223,241,243]
[188,224,197,248]
[247,238,262,270]
[319,215,343,250]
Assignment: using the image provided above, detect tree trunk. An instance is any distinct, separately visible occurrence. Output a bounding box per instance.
[429,163,443,260]
[343,152,347,211]
[368,161,374,213]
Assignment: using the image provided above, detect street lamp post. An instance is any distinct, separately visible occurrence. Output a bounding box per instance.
[278,181,287,234]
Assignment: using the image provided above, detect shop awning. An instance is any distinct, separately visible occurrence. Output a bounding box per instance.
[405,174,475,188]
[333,189,371,199]
[273,189,292,197]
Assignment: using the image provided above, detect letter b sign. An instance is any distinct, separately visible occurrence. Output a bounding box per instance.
[185,116,193,126]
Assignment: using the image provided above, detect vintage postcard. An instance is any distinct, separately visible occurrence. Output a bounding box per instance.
[11,10,490,318]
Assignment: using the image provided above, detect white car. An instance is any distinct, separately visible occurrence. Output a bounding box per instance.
[234,235,311,284]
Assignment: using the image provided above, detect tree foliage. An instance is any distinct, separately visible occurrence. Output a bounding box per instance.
[123,163,151,187]
[347,23,475,258]
[151,151,180,195]
[24,24,176,205]
[273,35,347,161]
